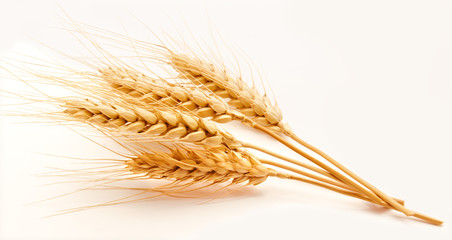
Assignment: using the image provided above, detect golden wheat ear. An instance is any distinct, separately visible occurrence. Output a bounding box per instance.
[126,146,270,185]
[60,98,240,148]
[168,54,290,134]
[96,67,237,123]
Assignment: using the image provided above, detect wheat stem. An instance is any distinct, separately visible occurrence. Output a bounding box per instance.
[236,115,383,203]
[239,115,427,216]
[243,141,406,205]
[260,159,354,191]
[412,212,444,226]
[261,158,404,206]
[250,119,443,224]
[276,174,425,221]
[241,141,334,179]
[280,172,443,225]
[274,173,384,206]
[288,134,413,215]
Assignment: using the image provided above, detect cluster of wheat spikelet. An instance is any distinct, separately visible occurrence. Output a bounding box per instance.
[13,24,442,225]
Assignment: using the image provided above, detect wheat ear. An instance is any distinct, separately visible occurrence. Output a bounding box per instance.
[126,146,271,186]
[97,67,235,123]
[168,54,290,134]
[62,98,238,147]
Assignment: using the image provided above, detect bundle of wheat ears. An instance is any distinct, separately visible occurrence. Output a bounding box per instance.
[2,22,442,225]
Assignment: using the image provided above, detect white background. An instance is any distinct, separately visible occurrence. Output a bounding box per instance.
[1,0,451,239]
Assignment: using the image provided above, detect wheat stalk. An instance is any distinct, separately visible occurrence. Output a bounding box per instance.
[5,21,442,225]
